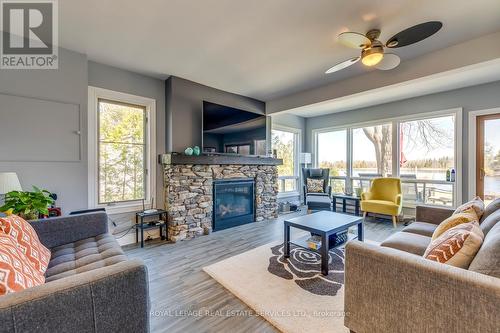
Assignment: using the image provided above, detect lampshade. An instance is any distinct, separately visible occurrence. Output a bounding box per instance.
[361,45,384,66]
[300,153,312,164]
[0,172,22,194]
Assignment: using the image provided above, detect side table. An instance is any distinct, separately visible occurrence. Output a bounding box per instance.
[135,209,168,248]
[332,193,361,216]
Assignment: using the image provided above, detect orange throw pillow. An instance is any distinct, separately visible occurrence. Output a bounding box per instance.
[0,233,45,295]
[0,215,51,275]
[424,221,484,269]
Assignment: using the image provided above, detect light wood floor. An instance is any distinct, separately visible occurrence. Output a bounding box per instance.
[124,210,405,333]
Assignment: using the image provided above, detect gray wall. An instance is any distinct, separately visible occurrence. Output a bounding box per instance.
[0,50,167,219]
[0,48,88,213]
[166,76,266,152]
[305,80,500,201]
[87,61,166,207]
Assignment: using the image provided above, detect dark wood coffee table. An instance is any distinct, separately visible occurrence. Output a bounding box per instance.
[284,211,363,275]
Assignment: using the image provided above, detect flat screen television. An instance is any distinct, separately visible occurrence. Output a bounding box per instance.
[202,101,267,156]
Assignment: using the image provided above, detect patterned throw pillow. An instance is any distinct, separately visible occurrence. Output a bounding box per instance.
[0,233,45,295]
[0,215,51,275]
[424,221,484,269]
[307,178,324,193]
[431,207,479,240]
[453,196,485,219]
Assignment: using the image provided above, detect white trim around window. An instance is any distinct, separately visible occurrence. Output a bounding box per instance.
[311,108,463,207]
[88,86,156,214]
[272,124,302,198]
[468,107,500,201]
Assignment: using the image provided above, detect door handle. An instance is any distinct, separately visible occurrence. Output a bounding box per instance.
[480,168,485,180]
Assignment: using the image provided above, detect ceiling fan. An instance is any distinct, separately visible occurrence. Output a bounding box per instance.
[325,21,442,74]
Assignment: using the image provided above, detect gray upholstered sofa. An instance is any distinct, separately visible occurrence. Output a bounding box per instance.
[344,199,500,333]
[0,212,149,333]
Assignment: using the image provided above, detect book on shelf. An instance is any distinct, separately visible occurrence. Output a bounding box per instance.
[306,235,322,250]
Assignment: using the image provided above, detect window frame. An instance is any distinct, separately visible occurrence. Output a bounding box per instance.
[88,86,156,214]
[272,124,302,198]
[312,108,462,207]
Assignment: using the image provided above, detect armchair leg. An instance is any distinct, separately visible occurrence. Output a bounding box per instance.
[363,211,367,219]
[392,215,398,228]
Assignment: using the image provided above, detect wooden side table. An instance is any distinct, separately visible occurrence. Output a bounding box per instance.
[135,210,168,248]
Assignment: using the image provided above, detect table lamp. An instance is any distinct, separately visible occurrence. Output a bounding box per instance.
[0,172,22,198]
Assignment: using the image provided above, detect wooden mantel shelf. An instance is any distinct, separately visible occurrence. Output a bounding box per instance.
[160,153,282,166]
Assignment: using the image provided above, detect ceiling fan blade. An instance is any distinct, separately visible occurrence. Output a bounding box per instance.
[325,57,360,74]
[375,53,401,70]
[337,32,371,49]
[386,21,442,48]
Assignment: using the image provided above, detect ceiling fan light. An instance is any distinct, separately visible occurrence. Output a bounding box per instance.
[361,46,384,66]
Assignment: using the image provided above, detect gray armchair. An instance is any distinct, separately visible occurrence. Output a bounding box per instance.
[302,168,331,209]
[0,212,150,333]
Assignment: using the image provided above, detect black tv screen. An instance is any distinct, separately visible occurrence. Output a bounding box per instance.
[202,101,267,155]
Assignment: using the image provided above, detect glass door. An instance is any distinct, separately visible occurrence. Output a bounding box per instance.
[476,114,500,204]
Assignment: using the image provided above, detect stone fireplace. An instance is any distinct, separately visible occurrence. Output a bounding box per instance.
[162,154,281,242]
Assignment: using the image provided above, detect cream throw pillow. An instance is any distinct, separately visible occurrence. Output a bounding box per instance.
[431,208,479,240]
[424,221,484,269]
[453,196,485,219]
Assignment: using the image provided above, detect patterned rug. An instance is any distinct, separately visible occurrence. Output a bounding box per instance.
[203,241,349,333]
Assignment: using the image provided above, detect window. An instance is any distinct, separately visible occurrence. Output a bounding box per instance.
[313,109,461,208]
[272,127,300,193]
[352,123,392,178]
[88,87,156,212]
[317,129,347,193]
[400,115,455,206]
[98,99,146,204]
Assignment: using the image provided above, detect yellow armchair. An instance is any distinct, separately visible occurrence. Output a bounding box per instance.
[360,177,403,228]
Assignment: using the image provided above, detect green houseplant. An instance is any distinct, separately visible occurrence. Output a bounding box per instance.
[0,186,54,220]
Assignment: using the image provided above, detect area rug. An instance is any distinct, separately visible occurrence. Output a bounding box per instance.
[203,241,350,333]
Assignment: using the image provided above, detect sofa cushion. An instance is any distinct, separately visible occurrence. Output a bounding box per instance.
[481,198,500,222]
[480,210,500,236]
[45,233,127,282]
[361,200,400,216]
[424,221,484,269]
[402,222,438,237]
[0,233,45,295]
[0,214,51,275]
[431,208,479,240]
[468,221,500,278]
[381,232,432,256]
[453,196,485,219]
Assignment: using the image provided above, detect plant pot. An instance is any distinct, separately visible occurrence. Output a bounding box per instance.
[19,212,39,221]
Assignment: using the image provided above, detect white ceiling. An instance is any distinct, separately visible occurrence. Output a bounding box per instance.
[59,0,500,101]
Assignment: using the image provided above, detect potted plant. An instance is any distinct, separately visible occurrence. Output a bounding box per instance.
[0,186,54,220]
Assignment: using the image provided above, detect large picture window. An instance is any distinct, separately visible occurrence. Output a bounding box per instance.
[317,129,347,193]
[272,127,300,194]
[399,115,455,206]
[88,87,156,213]
[98,99,146,204]
[313,109,461,208]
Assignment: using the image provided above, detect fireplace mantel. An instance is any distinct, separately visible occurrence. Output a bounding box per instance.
[160,153,282,166]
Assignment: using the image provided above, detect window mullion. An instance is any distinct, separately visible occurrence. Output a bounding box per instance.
[346,128,353,193]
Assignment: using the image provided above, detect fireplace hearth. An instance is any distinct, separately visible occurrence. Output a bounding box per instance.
[213,179,255,231]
